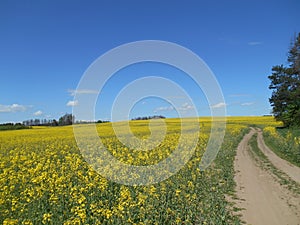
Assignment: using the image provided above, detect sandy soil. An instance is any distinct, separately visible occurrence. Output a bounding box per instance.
[233,128,300,225]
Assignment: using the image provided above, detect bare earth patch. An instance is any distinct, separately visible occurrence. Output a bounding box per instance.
[233,128,300,225]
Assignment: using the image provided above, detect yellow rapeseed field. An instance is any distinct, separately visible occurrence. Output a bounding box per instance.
[0,117,280,224]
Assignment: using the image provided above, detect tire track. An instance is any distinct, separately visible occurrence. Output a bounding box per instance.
[233,128,300,225]
[256,128,300,184]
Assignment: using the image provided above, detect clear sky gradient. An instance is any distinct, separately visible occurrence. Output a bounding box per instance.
[1,0,299,123]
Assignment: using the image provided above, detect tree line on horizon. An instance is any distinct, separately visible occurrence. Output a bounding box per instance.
[131,115,166,121]
[1,113,165,131]
[0,113,111,131]
[0,123,30,131]
[23,113,75,126]
[268,32,300,127]
[22,113,110,126]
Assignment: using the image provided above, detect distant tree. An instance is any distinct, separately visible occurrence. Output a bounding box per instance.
[268,33,300,127]
[0,123,31,131]
[52,119,59,126]
[96,120,109,123]
[131,115,166,121]
[34,119,40,125]
[58,113,74,126]
[23,120,29,126]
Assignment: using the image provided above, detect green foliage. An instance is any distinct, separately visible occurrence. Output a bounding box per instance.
[264,127,300,167]
[268,33,300,127]
[0,123,31,131]
[96,120,109,123]
[58,113,74,126]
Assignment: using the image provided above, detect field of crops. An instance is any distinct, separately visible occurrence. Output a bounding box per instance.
[0,117,281,224]
[263,126,300,167]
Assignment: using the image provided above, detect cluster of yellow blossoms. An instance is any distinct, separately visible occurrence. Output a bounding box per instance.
[0,117,271,224]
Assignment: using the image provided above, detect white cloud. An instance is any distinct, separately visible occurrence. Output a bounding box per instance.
[154,103,195,113]
[241,102,254,106]
[154,106,174,113]
[34,110,43,116]
[66,100,78,106]
[211,102,226,109]
[0,104,27,113]
[68,89,98,96]
[248,41,262,46]
[179,102,194,111]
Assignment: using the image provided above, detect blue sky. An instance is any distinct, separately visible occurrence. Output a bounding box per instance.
[0,0,299,123]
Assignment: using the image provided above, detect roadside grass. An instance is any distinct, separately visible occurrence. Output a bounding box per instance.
[248,133,300,194]
[263,127,300,167]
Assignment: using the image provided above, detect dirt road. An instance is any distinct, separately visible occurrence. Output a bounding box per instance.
[256,129,300,184]
[234,128,300,225]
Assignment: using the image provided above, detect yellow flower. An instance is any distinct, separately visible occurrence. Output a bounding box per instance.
[175,189,181,196]
[3,219,18,225]
[22,220,33,225]
[42,213,52,224]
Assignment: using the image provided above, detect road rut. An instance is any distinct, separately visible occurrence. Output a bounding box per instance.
[234,128,300,225]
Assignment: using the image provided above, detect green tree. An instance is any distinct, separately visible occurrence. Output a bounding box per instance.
[268,33,300,127]
[58,113,74,126]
